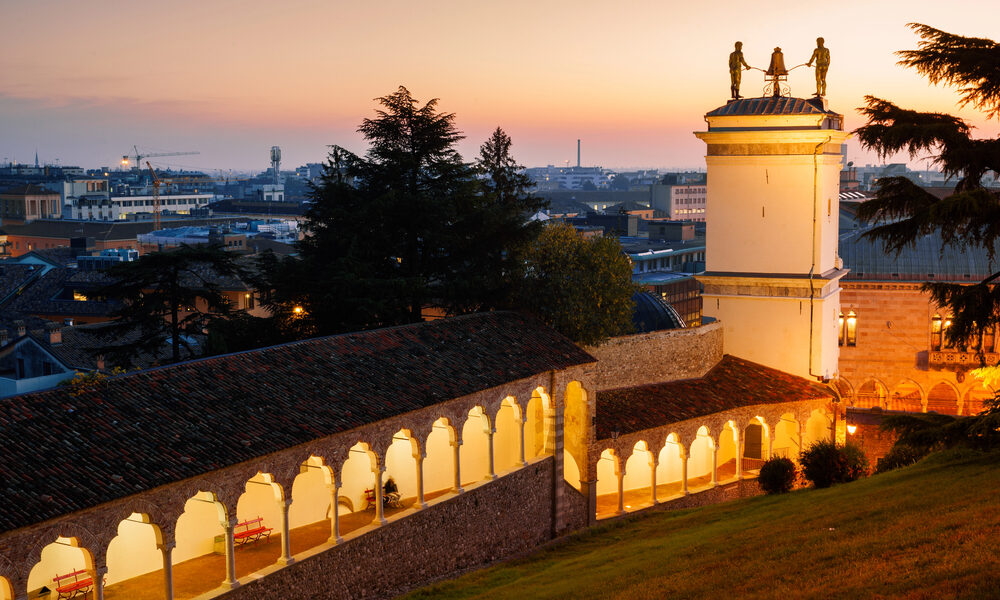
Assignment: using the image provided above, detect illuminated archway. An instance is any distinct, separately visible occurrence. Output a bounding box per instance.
[927,381,960,414]
[524,387,551,459]
[773,413,800,460]
[104,513,165,592]
[742,419,769,471]
[835,378,855,405]
[857,379,888,409]
[622,441,654,511]
[27,537,95,599]
[289,455,335,554]
[340,442,378,531]
[460,406,492,485]
[656,433,685,500]
[173,490,227,596]
[384,429,420,507]
[563,450,582,492]
[595,448,621,518]
[424,418,457,498]
[235,473,284,567]
[0,576,11,600]
[687,426,715,489]
[717,422,739,482]
[889,380,924,412]
[563,381,590,489]
[493,397,523,475]
[963,385,995,416]
[803,410,832,449]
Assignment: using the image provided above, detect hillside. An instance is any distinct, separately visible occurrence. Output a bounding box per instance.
[405,450,1000,599]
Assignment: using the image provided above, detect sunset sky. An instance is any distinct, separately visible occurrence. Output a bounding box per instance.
[1,0,997,174]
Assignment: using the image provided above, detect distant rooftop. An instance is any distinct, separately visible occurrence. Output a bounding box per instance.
[840,229,1000,282]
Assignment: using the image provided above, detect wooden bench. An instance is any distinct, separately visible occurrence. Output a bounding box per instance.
[233,517,272,546]
[53,568,93,599]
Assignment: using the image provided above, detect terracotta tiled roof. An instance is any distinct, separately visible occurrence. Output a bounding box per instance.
[0,311,594,533]
[595,355,835,439]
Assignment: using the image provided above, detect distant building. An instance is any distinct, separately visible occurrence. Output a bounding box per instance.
[0,185,62,223]
[650,183,707,222]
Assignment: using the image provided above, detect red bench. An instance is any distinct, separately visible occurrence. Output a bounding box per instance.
[53,568,93,599]
[233,517,272,546]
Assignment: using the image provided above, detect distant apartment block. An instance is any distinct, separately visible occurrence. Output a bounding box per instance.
[0,185,62,223]
[650,184,707,221]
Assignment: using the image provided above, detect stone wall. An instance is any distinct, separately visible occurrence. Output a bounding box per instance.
[559,481,591,532]
[846,408,900,469]
[585,322,723,391]
[222,458,556,600]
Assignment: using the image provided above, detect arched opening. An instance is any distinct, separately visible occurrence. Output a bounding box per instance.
[563,381,590,490]
[803,409,832,449]
[927,382,960,414]
[655,433,685,500]
[493,397,522,475]
[563,449,582,492]
[104,513,165,598]
[717,422,739,482]
[340,442,378,534]
[424,418,456,500]
[289,455,334,555]
[173,491,226,599]
[963,385,995,416]
[524,387,551,459]
[595,448,620,519]
[889,380,923,412]
[773,414,800,459]
[742,419,768,472]
[460,406,492,485]
[687,426,715,490]
[622,441,654,511]
[27,537,94,600]
[384,429,420,510]
[234,473,284,571]
[857,380,888,409]
[834,378,855,405]
[0,577,11,600]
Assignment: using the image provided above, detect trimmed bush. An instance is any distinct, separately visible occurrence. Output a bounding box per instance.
[875,444,927,474]
[800,441,869,488]
[757,456,797,494]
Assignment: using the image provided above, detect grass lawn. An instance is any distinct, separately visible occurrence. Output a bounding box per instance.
[404,449,1000,599]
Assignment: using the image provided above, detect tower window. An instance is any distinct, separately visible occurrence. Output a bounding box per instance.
[839,310,857,347]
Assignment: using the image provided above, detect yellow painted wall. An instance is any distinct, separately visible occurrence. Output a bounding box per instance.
[340,449,376,513]
[718,426,739,469]
[105,516,162,585]
[27,539,91,593]
[804,410,832,448]
[595,451,618,497]
[173,495,224,564]
[493,403,521,474]
[774,415,801,458]
[423,424,454,494]
[460,409,490,485]
[622,448,652,493]
[524,394,546,459]
[688,435,713,479]
[656,442,684,486]
[563,449,581,491]
[0,576,11,600]
[289,468,331,530]
[384,436,418,500]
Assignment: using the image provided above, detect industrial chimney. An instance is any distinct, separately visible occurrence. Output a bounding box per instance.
[270,146,281,186]
[577,139,581,168]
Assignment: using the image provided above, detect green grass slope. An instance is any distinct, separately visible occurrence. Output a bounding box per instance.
[404,450,1000,600]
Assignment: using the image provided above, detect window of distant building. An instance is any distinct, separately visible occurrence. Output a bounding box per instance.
[930,314,954,351]
[839,310,857,346]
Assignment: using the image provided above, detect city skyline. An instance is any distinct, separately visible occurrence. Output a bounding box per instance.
[2,0,998,173]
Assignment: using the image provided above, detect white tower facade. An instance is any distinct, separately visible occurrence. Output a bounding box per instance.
[694,97,850,381]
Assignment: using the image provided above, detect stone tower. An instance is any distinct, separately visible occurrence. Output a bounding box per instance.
[694,96,850,381]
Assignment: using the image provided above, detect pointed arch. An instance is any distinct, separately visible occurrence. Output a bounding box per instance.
[27,537,96,598]
[493,396,523,474]
[423,417,457,498]
[460,405,492,485]
[857,379,889,409]
[104,513,166,588]
[656,433,685,500]
[889,379,924,412]
[927,381,961,414]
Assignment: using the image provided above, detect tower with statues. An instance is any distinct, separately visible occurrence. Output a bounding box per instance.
[695,42,848,382]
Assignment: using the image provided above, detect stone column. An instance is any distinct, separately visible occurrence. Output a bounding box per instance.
[711,443,718,487]
[650,455,659,505]
[222,517,239,589]
[161,543,175,600]
[278,498,294,565]
[415,452,427,508]
[681,452,689,495]
[486,427,497,480]
[451,439,464,494]
[327,478,342,544]
[615,462,625,515]
[92,564,108,600]
[797,419,804,460]
[517,413,526,467]
[373,465,387,526]
[768,426,775,459]
[736,427,745,480]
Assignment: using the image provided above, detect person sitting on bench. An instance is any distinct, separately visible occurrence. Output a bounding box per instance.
[383,476,401,506]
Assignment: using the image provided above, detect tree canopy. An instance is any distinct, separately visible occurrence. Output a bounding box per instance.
[855,24,1000,356]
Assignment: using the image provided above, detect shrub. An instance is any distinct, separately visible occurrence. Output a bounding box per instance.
[757,456,797,494]
[875,444,927,474]
[799,441,869,488]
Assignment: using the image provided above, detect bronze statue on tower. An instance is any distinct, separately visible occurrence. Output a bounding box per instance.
[729,42,751,99]
[807,37,830,96]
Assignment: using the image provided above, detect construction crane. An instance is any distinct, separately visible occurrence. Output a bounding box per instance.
[145,162,248,231]
[122,145,199,170]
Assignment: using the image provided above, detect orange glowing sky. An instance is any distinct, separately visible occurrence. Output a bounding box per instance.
[1,0,997,173]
